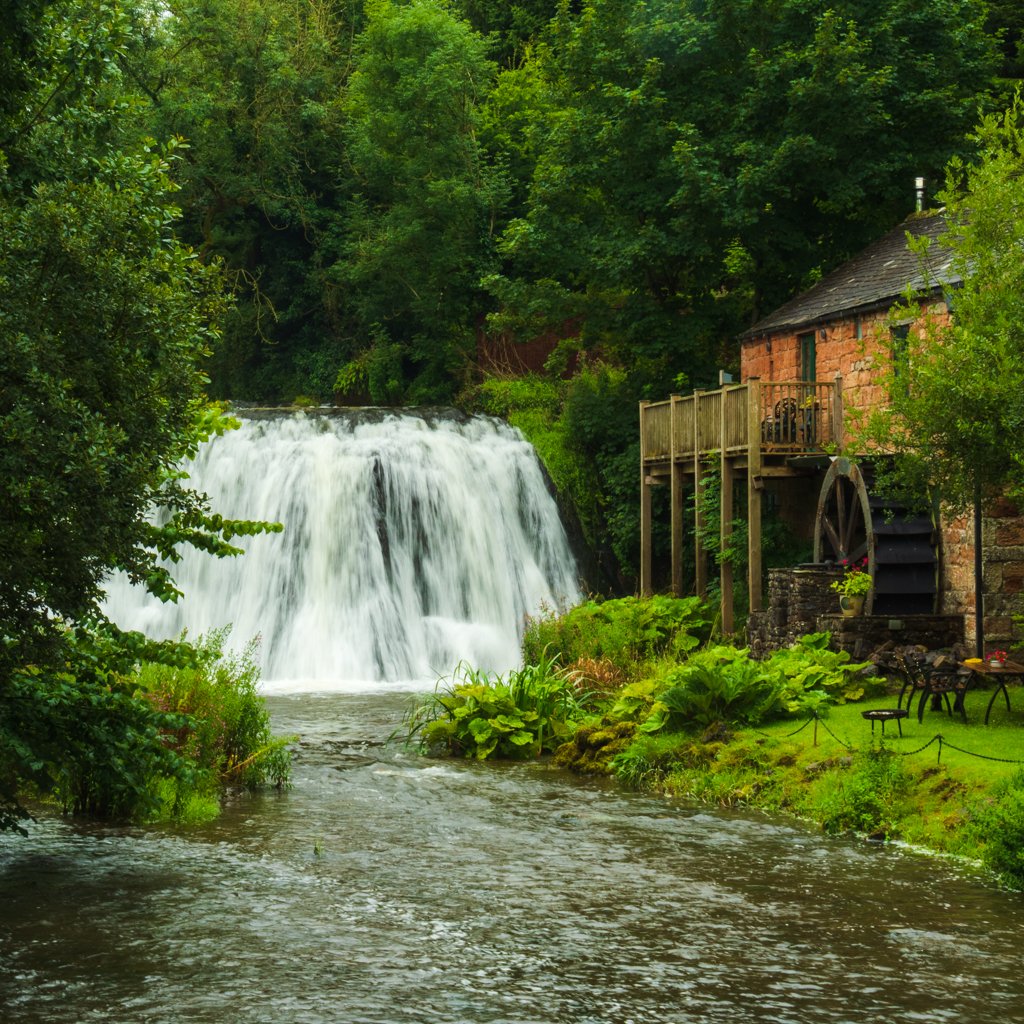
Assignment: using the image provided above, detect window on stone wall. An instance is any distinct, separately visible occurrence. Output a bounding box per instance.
[891,323,910,388]
[799,331,816,382]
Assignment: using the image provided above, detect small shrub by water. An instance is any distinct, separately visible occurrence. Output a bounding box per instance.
[813,748,912,838]
[522,594,713,678]
[137,631,293,819]
[27,631,293,826]
[405,654,591,760]
[968,770,1024,888]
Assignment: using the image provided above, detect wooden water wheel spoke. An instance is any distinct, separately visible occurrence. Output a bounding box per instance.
[835,481,847,554]
[843,488,862,559]
[846,539,869,564]
[821,516,842,558]
[814,458,873,605]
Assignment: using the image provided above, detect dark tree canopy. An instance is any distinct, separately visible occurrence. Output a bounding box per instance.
[484,0,998,386]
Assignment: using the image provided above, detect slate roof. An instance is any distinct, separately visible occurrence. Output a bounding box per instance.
[740,212,960,339]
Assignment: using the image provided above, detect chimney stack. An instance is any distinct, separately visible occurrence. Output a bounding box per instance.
[915,176,925,213]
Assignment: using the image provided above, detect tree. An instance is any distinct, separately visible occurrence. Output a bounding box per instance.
[450,0,561,68]
[0,0,278,831]
[485,0,997,383]
[861,99,1024,508]
[121,0,358,401]
[330,0,506,403]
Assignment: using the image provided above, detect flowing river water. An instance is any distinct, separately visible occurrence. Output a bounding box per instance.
[6,410,1024,1022]
[3,691,1024,1024]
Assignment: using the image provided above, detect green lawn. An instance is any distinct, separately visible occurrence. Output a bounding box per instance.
[623,683,1024,878]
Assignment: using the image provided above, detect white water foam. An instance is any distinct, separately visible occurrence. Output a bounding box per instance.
[103,409,581,692]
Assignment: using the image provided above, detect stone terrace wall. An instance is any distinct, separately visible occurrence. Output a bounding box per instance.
[747,566,840,658]
[817,613,964,662]
[747,566,965,660]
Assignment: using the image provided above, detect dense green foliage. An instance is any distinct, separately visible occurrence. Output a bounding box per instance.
[523,593,712,674]
[405,655,590,759]
[7,632,292,827]
[553,628,882,741]
[485,0,996,381]
[103,0,1006,413]
[332,0,505,403]
[3,651,187,828]
[0,0,283,832]
[138,632,292,815]
[859,95,1024,515]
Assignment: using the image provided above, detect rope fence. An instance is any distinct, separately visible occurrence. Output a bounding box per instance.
[766,711,1024,766]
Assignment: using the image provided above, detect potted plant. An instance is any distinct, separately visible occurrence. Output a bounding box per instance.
[988,649,1008,668]
[830,557,872,616]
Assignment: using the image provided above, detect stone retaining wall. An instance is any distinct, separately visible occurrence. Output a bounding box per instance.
[747,566,841,658]
[747,566,965,659]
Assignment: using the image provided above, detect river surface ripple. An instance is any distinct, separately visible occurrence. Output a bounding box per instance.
[2,692,1024,1024]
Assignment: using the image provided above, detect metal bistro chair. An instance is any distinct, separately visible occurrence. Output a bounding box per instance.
[894,650,968,724]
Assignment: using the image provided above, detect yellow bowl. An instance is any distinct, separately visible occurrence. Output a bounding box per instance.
[964,657,983,665]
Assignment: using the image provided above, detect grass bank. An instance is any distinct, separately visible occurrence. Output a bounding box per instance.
[560,688,1024,885]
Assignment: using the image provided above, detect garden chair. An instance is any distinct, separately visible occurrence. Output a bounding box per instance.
[894,649,968,724]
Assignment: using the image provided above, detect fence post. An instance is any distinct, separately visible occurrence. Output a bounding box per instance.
[832,373,844,452]
[693,391,706,598]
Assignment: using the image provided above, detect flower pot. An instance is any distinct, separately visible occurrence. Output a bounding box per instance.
[989,659,1005,669]
[839,594,865,618]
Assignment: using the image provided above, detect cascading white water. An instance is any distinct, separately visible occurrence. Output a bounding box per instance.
[103,409,580,692]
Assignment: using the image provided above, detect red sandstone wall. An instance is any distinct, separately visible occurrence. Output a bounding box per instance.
[476,320,581,377]
[740,302,950,428]
[740,302,1024,651]
[941,500,1024,651]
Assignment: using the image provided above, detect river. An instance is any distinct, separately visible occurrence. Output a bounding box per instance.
[3,690,1023,1024]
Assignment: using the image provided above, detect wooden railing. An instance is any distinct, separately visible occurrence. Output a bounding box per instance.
[640,378,841,464]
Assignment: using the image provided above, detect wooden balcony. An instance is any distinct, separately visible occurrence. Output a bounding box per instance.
[640,378,843,470]
[639,376,845,632]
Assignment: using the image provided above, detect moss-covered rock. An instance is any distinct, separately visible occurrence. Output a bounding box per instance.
[553,720,636,773]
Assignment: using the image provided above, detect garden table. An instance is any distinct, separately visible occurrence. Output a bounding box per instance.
[960,660,1024,724]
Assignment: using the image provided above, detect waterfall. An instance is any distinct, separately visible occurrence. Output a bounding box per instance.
[103,409,581,692]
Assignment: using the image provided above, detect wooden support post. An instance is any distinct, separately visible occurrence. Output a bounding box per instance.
[720,393,734,635]
[693,392,706,598]
[832,372,844,453]
[670,395,684,596]
[747,379,763,614]
[639,401,652,596]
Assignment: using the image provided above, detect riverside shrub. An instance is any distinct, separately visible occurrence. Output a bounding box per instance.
[136,631,292,818]
[969,770,1024,888]
[405,656,590,760]
[815,748,911,838]
[638,634,883,733]
[522,595,713,677]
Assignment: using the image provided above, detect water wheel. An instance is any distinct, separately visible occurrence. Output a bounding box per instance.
[814,457,939,615]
